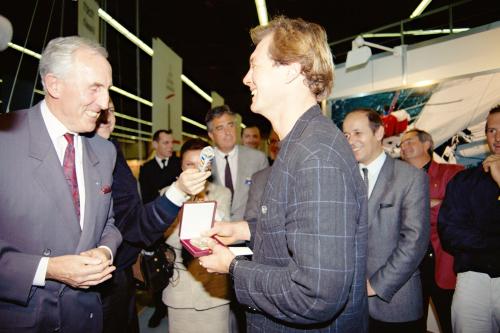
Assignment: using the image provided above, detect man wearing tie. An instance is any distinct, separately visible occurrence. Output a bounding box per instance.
[343,108,429,333]
[139,129,182,204]
[0,36,122,332]
[205,105,268,221]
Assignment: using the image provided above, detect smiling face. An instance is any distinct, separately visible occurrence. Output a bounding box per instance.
[400,131,431,163]
[243,34,288,119]
[343,111,384,165]
[47,48,112,133]
[242,126,261,149]
[486,112,500,155]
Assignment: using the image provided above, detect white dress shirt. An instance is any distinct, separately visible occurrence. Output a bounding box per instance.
[34,101,88,286]
[359,151,386,198]
[41,101,86,228]
[155,155,169,169]
[214,145,238,187]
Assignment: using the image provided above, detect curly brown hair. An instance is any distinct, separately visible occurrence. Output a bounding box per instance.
[250,16,335,101]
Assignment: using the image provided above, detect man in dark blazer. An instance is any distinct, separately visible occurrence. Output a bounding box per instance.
[139,129,182,204]
[438,106,500,333]
[95,101,211,332]
[343,109,430,333]
[138,128,182,326]
[0,36,122,332]
[200,17,368,332]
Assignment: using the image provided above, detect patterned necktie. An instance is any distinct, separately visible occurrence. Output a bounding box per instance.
[362,167,369,196]
[224,155,234,198]
[63,133,80,219]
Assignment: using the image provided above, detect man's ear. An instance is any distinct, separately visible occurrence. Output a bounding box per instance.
[423,140,432,153]
[208,131,214,142]
[375,125,385,142]
[152,140,158,150]
[285,62,302,84]
[43,74,62,98]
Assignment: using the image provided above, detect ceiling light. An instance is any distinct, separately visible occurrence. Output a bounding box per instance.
[98,9,153,56]
[410,0,432,19]
[255,0,269,26]
[362,28,469,38]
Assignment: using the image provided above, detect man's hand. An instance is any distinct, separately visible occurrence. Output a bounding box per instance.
[80,247,111,261]
[198,239,235,274]
[483,154,500,187]
[367,280,377,296]
[202,221,251,246]
[46,254,115,289]
[174,169,211,196]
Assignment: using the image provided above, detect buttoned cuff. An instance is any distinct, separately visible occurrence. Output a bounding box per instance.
[33,257,49,286]
[165,183,190,207]
[99,246,114,263]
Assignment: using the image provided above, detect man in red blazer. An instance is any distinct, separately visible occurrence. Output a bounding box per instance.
[400,129,464,333]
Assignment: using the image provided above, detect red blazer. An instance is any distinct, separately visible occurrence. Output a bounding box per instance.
[428,160,464,289]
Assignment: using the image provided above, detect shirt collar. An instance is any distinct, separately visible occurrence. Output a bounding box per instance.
[215,145,237,158]
[40,100,77,141]
[360,151,386,176]
[155,155,169,168]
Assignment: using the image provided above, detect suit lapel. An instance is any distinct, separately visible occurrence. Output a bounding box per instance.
[211,158,221,185]
[28,107,81,243]
[77,137,101,252]
[368,156,394,222]
[235,146,245,196]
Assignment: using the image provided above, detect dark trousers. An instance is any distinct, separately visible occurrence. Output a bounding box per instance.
[152,289,167,316]
[101,266,140,333]
[419,253,454,333]
[369,317,422,333]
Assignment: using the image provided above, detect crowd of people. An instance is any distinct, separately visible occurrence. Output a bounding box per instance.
[0,14,499,333]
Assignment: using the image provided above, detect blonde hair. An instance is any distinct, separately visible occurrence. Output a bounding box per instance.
[250,16,335,101]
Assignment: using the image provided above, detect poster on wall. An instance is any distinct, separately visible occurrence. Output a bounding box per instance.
[328,69,500,167]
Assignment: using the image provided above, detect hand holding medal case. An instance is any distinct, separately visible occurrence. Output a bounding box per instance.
[178,201,222,257]
[179,146,221,257]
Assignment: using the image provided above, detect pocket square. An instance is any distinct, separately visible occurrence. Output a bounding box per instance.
[380,203,393,208]
[101,185,112,194]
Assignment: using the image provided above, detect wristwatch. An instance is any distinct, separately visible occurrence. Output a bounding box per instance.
[229,255,248,278]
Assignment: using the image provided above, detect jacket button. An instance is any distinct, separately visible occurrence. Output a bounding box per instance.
[43,248,51,256]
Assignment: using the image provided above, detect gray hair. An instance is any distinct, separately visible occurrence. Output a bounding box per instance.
[39,36,108,88]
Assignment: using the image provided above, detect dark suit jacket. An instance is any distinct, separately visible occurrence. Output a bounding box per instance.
[232,106,369,332]
[367,156,430,322]
[0,104,122,332]
[139,156,181,204]
[109,140,182,270]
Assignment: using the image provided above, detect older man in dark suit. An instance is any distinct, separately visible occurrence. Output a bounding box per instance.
[200,16,368,332]
[0,36,122,332]
[343,109,430,333]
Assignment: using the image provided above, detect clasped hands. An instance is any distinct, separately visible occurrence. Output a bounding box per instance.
[197,221,251,274]
[46,247,114,289]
